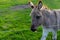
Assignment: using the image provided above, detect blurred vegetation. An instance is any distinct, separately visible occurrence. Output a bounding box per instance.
[0,0,60,9]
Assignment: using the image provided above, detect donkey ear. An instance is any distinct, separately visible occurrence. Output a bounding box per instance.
[38,0,43,9]
[28,2,34,8]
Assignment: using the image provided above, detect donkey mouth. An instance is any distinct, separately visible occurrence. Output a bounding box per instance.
[31,28,36,32]
[31,25,37,32]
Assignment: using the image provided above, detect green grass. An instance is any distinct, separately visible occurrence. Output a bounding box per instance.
[0,0,60,40]
[0,8,42,40]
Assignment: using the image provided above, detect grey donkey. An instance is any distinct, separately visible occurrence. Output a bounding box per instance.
[29,0,60,40]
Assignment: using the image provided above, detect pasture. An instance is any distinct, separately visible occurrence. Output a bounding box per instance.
[0,0,60,40]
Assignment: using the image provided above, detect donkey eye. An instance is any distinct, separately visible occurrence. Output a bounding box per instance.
[36,16,41,19]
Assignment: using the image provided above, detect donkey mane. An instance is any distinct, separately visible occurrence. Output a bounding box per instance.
[41,4,50,10]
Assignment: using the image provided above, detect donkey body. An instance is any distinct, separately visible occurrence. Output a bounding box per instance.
[29,1,60,40]
[39,9,60,40]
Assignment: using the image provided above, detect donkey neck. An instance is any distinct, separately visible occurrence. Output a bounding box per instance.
[41,9,57,27]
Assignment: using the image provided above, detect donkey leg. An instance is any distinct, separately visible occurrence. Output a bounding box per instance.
[41,28,49,40]
[52,30,57,40]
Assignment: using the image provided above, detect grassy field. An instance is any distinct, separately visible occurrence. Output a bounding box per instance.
[0,0,60,40]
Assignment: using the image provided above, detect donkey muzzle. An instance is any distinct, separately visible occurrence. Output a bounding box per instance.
[31,25,36,32]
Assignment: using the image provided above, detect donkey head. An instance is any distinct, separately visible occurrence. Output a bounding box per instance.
[29,1,43,32]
